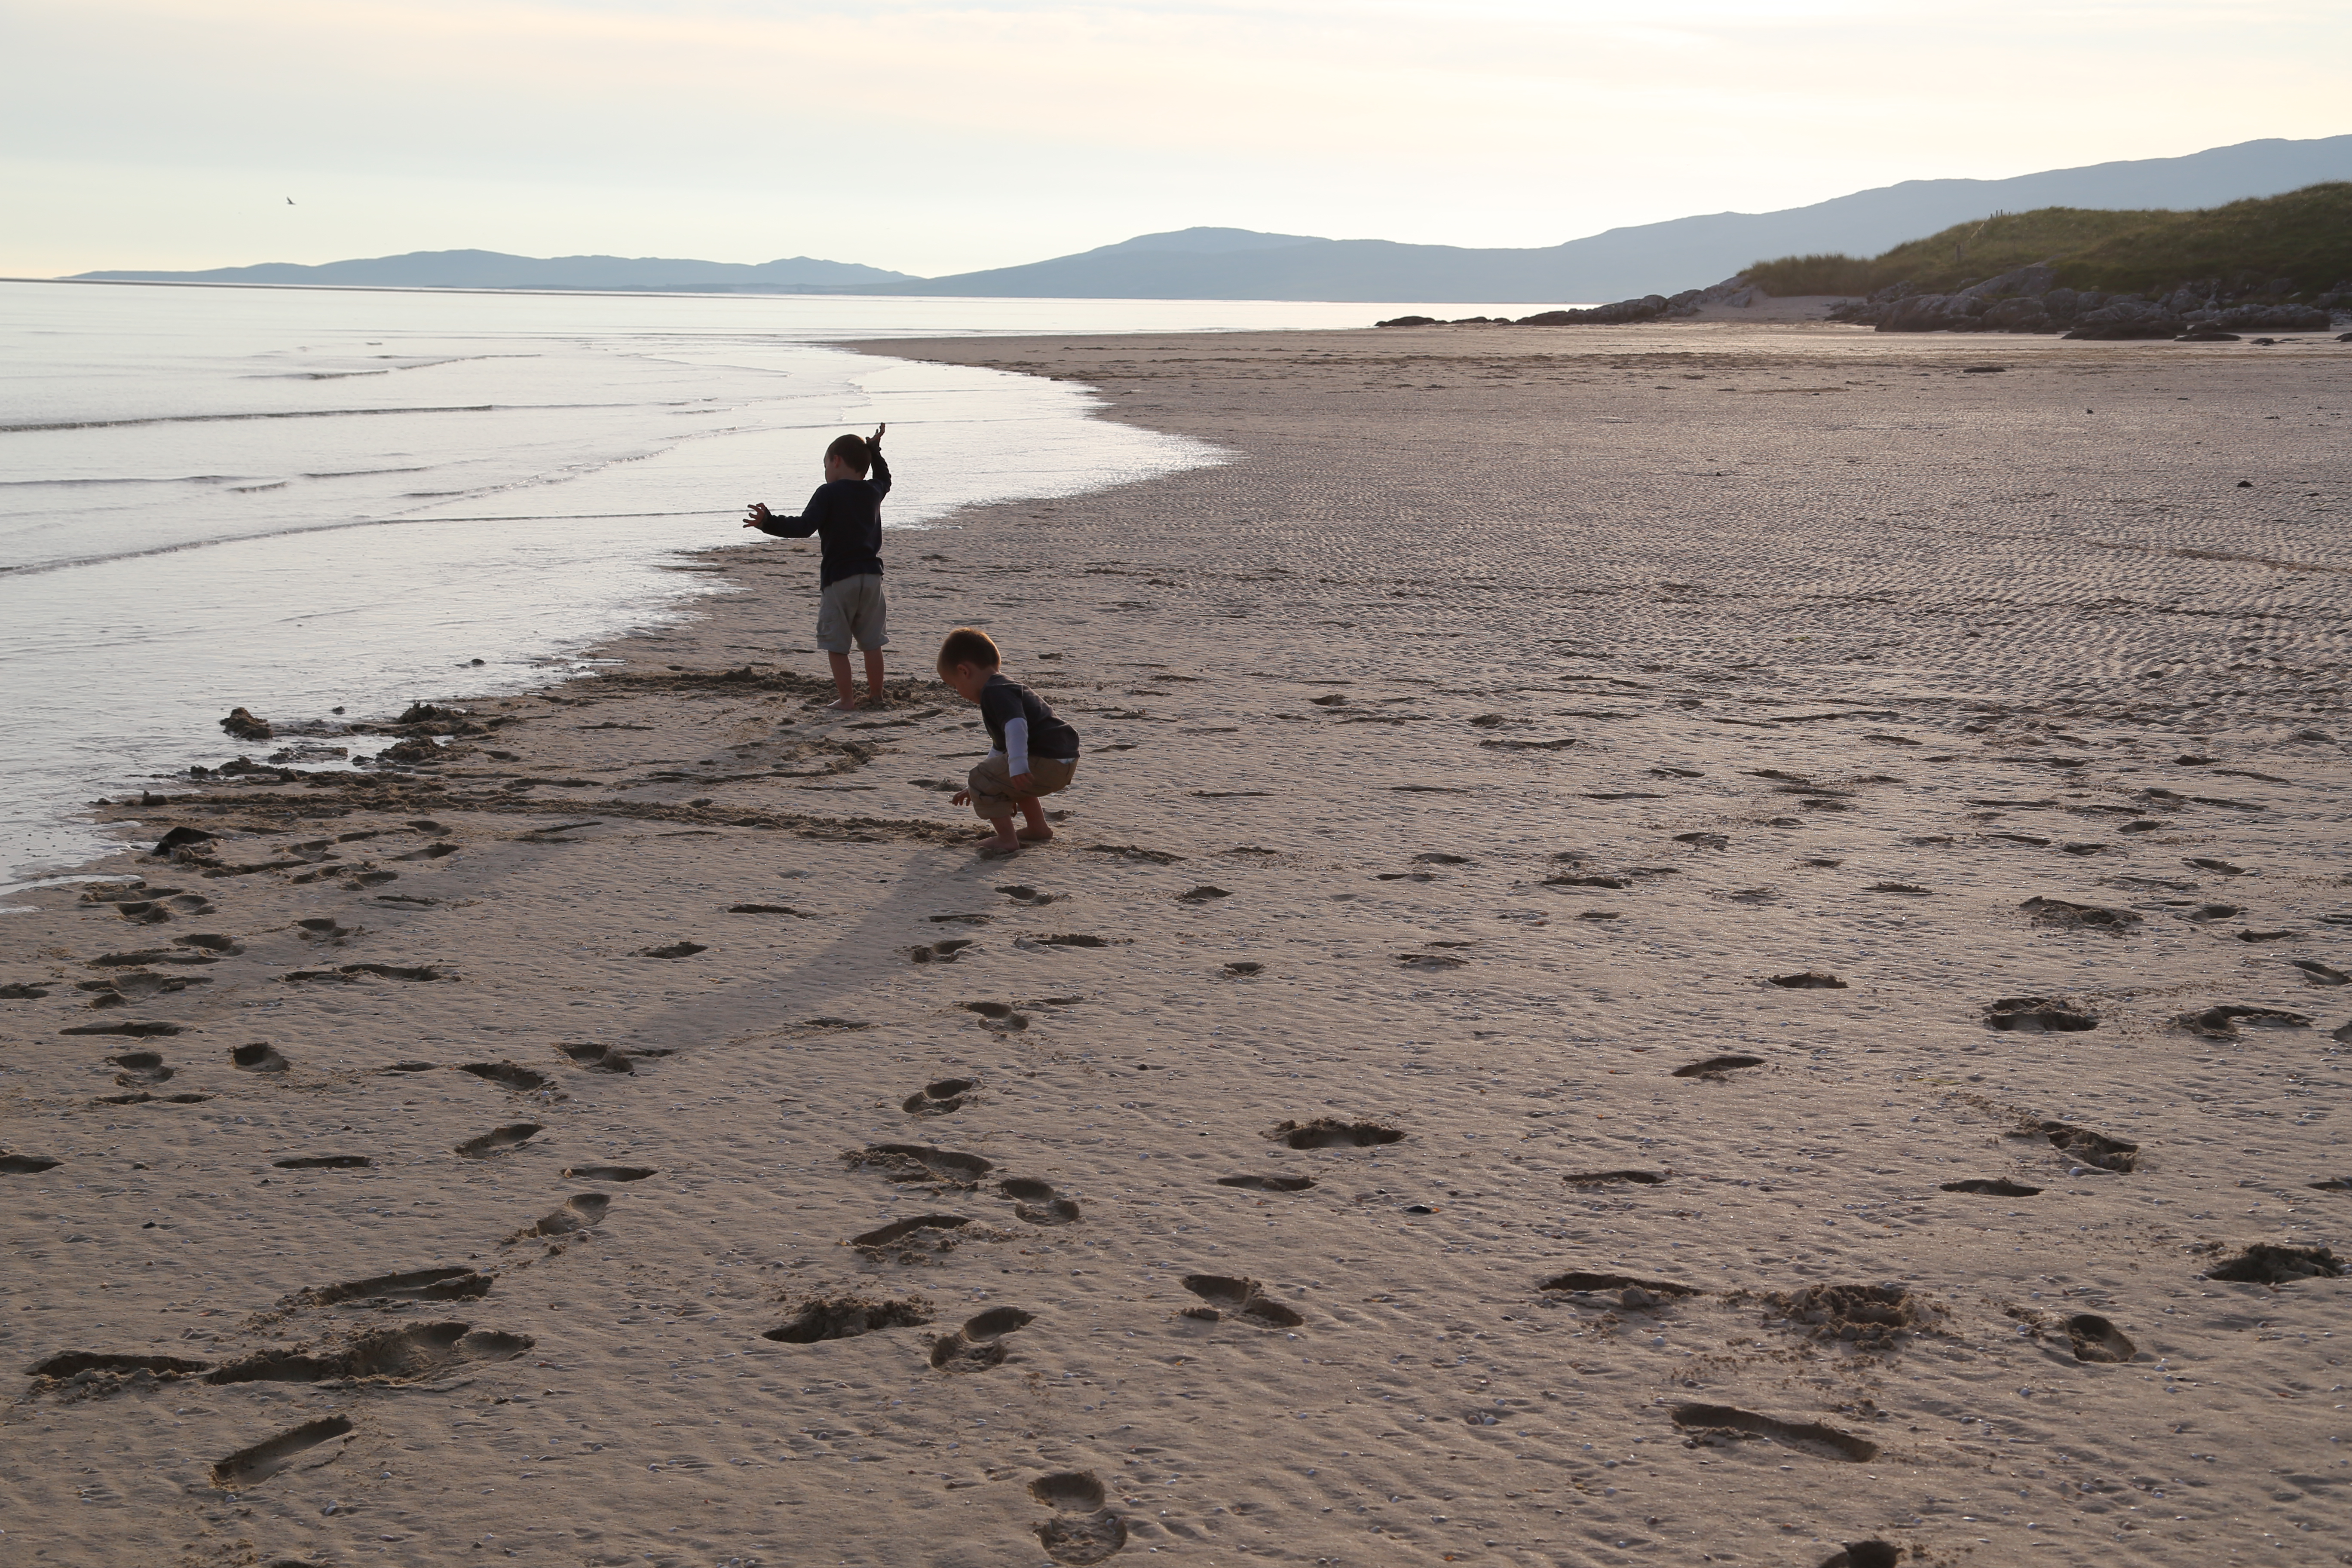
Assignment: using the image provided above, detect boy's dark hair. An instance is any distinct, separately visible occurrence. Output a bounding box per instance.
[937,626,1001,671]
[825,433,871,477]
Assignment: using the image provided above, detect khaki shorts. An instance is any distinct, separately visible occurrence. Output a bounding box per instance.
[966,753,1077,820]
[816,573,887,653]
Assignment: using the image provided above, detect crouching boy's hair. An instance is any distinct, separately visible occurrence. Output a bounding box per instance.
[937,626,1001,671]
[825,433,874,476]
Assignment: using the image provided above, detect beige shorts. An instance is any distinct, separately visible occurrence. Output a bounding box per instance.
[966,753,1077,820]
[816,573,887,653]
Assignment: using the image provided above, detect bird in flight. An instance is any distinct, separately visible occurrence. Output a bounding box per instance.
[286,197,295,205]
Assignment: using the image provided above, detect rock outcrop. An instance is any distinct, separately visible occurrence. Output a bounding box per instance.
[1830,265,2344,338]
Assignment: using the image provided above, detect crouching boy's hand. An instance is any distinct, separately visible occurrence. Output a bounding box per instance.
[1008,773,1035,793]
[950,789,972,806]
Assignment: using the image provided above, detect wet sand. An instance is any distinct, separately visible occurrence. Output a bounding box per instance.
[3,321,2349,1568]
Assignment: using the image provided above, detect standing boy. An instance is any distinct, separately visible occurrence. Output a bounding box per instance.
[743,424,891,711]
[936,627,1081,857]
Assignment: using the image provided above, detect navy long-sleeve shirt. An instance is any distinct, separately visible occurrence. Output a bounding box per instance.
[750,451,891,586]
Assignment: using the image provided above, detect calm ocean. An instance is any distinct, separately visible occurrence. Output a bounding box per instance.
[0,281,1482,889]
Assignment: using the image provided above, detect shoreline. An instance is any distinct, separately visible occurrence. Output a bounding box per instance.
[3,321,2348,1567]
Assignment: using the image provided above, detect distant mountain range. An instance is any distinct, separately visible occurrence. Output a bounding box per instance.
[70,135,2352,304]
[73,248,916,291]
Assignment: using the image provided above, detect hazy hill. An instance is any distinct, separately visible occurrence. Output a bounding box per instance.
[64,135,2352,303]
[893,135,2352,301]
[74,249,915,291]
[1748,183,2352,298]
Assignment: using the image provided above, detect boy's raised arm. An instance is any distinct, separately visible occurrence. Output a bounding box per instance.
[741,499,820,537]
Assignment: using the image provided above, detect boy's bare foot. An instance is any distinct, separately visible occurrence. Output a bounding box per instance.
[826,697,862,712]
[1015,825,1054,842]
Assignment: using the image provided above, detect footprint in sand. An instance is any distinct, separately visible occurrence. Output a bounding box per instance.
[455,1123,543,1158]
[457,1061,554,1093]
[966,1000,1031,1030]
[999,1176,1082,1225]
[208,1322,531,1385]
[2176,1004,2309,1040]
[562,1164,655,1182]
[906,939,976,964]
[996,884,1062,906]
[63,1020,184,1038]
[1176,885,1230,903]
[763,1293,932,1344]
[1267,1118,1404,1150]
[1540,1271,1698,1308]
[2021,897,2141,932]
[903,1078,975,1116]
[1216,1174,1315,1192]
[1985,997,2098,1032]
[929,1305,1035,1371]
[279,1267,493,1311]
[845,1144,994,1187]
[272,1155,371,1170]
[2204,1244,2343,1284]
[1561,1170,1665,1186]
[0,982,52,999]
[1030,1470,1128,1564]
[1941,1178,2043,1197]
[637,941,707,959]
[108,1050,175,1086]
[558,1041,652,1074]
[2291,959,2351,986]
[2186,857,2248,875]
[1221,961,1263,977]
[1816,1543,1901,1568]
[81,971,208,1008]
[1178,1274,1304,1328]
[230,1042,288,1072]
[338,962,449,982]
[1672,1054,1764,1078]
[210,1414,355,1488]
[3,1153,65,1174]
[1767,971,1846,989]
[27,1350,214,1395]
[1669,1403,1877,1462]
[513,1194,609,1240]
[852,1214,972,1250]
[2040,1120,2138,1173]
[2063,1314,2138,1363]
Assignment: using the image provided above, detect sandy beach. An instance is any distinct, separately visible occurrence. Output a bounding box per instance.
[3,319,2349,1568]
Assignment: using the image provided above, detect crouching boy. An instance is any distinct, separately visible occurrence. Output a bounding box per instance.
[937,627,1080,856]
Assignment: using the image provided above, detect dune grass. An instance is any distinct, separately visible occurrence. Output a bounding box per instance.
[1747,183,2352,298]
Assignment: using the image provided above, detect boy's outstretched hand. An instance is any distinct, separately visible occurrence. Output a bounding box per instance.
[870,423,886,447]
[950,788,971,806]
[741,502,775,529]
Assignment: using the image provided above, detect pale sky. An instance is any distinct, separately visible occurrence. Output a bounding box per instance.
[5,0,2345,278]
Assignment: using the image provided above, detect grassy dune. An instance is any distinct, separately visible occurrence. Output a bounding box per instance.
[1749,182,2352,297]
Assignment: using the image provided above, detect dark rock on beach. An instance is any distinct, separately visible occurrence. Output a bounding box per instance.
[219,707,273,741]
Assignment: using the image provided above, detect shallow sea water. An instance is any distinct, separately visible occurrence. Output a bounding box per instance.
[0,283,1485,887]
